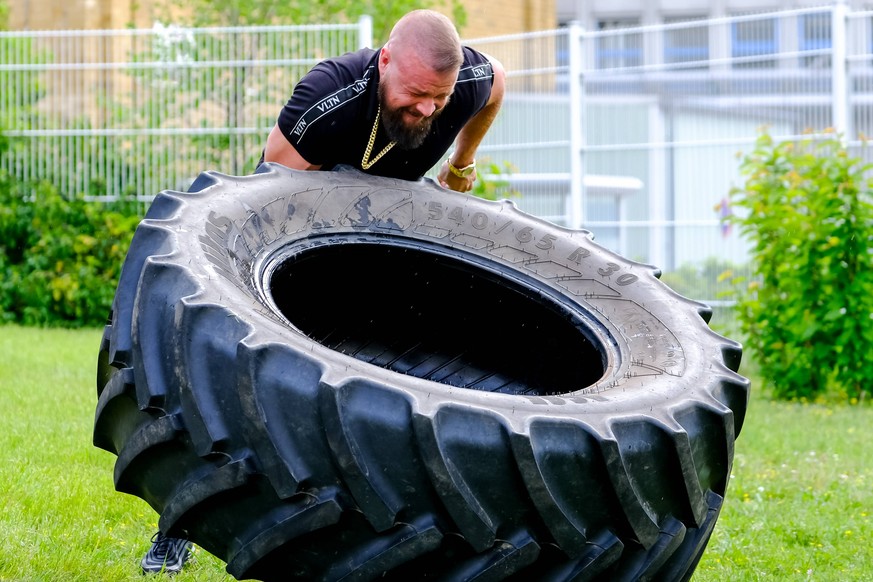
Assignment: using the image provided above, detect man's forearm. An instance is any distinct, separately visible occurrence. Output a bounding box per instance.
[450,57,506,166]
[451,101,502,166]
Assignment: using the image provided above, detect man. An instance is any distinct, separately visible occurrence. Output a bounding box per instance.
[140,9,504,574]
[260,8,504,191]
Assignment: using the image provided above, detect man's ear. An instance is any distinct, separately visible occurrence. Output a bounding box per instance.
[378,45,391,73]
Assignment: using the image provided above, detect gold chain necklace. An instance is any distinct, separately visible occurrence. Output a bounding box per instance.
[361,105,396,170]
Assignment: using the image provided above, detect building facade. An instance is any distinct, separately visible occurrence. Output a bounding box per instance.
[557,0,873,27]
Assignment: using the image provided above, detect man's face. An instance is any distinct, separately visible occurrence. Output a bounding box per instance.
[378,46,457,150]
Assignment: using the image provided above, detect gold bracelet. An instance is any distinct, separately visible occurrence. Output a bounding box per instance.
[447,158,476,178]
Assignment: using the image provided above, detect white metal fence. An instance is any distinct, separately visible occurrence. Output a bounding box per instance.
[0,18,371,200]
[2,7,872,309]
[466,5,873,310]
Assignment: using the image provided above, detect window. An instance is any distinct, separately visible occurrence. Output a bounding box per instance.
[595,20,642,70]
[664,17,709,66]
[731,17,778,68]
[800,12,831,68]
[555,29,569,91]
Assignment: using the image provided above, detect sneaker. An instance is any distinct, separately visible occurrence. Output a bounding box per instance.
[141,531,193,574]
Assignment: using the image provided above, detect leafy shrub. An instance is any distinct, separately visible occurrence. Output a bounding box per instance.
[0,175,142,327]
[727,131,873,400]
[660,257,742,302]
[470,158,521,201]
[659,257,746,339]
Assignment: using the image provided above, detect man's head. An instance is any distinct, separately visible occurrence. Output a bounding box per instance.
[378,10,463,149]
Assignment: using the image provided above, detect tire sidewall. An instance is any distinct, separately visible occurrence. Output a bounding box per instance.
[144,164,721,423]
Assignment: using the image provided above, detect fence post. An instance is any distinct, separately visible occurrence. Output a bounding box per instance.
[567,21,585,230]
[358,15,373,49]
[832,0,850,139]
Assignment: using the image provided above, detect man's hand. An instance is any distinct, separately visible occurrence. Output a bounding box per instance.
[438,160,476,192]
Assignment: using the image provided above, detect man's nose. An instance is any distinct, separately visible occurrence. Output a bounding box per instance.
[414,99,436,118]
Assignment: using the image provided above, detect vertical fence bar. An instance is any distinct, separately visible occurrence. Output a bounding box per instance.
[358,15,373,50]
[832,0,850,139]
[567,21,584,230]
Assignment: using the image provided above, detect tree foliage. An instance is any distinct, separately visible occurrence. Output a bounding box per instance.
[151,0,467,44]
[727,131,873,401]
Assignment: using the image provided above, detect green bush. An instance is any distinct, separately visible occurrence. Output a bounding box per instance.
[470,158,521,201]
[660,257,741,301]
[659,257,747,339]
[0,175,142,327]
[727,131,873,401]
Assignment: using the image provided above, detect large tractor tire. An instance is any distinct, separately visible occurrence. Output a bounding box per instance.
[94,164,749,581]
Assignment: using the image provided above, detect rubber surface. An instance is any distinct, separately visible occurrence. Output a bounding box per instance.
[94,164,750,581]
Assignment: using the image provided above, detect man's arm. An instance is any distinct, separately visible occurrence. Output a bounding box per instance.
[263,124,323,171]
[438,55,506,192]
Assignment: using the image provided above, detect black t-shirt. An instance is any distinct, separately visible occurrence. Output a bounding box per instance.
[275,46,494,180]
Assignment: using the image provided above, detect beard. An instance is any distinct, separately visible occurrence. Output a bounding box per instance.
[378,83,443,150]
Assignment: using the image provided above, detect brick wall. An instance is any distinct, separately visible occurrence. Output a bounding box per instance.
[462,0,556,38]
[9,0,138,30]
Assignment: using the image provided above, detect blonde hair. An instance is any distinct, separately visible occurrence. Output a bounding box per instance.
[388,10,463,73]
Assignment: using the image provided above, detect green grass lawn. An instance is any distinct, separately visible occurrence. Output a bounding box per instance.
[0,325,233,581]
[0,324,870,581]
[695,396,873,581]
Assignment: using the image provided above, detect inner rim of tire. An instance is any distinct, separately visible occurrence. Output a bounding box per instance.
[267,239,608,395]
